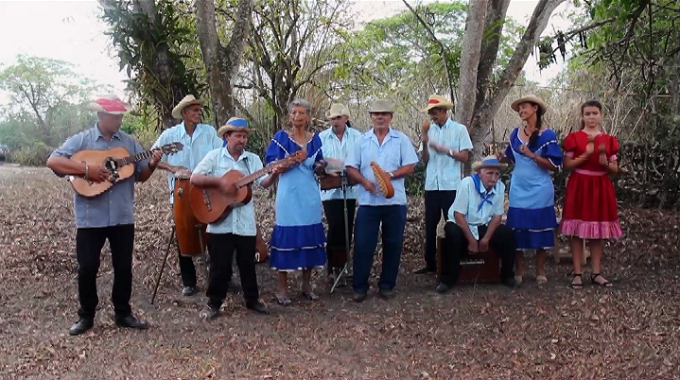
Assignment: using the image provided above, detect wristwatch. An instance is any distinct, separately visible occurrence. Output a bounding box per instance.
[388,171,394,178]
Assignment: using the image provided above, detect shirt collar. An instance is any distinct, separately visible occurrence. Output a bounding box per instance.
[472,173,498,196]
[430,119,453,130]
[368,126,398,142]
[94,123,122,140]
[221,145,248,162]
[177,122,204,139]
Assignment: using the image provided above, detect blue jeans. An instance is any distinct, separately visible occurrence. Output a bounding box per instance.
[352,205,407,293]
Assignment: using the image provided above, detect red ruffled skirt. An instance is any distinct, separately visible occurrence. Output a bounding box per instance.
[558,170,623,239]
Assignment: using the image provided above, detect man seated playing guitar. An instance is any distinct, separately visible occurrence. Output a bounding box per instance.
[190,117,272,319]
[46,95,162,336]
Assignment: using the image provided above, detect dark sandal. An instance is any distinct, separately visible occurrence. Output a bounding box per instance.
[571,273,583,289]
[591,273,613,287]
[275,294,291,306]
[302,291,319,301]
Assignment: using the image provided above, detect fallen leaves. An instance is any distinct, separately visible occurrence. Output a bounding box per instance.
[0,166,679,379]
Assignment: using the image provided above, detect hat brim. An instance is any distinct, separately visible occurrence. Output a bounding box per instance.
[472,162,507,171]
[217,126,251,138]
[511,97,547,113]
[172,99,204,119]
[327,112,347,119]
[419,102,453,112]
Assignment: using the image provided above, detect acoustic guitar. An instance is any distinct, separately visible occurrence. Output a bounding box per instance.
[190,151,305,224]
[68,142,183,197]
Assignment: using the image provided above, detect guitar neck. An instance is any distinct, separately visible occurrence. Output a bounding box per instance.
[235,166,272,188]
[120,149,155,166]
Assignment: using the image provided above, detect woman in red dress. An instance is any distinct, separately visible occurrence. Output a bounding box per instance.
[559,100,623,288]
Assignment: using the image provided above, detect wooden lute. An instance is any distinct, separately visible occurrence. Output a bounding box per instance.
[190,151,305,224]
[68,142,183,197]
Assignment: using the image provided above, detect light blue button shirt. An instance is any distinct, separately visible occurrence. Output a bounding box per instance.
[448,176,505,240]
[192,147,265,236]
[319,126,363,201]
[345,127,419,206]
[151,122,223,203]
[418,119,473,191]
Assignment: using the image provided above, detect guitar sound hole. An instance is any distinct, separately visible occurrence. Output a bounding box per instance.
[103,157,118,171]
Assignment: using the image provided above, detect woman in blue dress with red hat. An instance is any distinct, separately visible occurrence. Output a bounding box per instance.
[498,95,562,285]
[262,99,327,306]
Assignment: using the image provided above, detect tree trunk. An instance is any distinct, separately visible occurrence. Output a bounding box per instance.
[468,0,566,161]
[455,0,488,128]
[472,0,511,123]
[134,0,176,128]
[196,0,253,127]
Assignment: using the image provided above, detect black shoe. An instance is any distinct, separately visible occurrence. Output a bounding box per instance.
[182,286,196,296]
[115,315,149,330]
[436,282,452,294]
[502,277,520,289]
[378,289,394,300]
[352,291,367,303]
[414,267,436,275]
[201,305,220,320]
[246,301,269,314]
[68,318,93,336]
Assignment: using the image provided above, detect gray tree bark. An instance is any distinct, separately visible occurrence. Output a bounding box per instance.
[195,0,253,127]
[455,0,488,128]
[467,0,567,161]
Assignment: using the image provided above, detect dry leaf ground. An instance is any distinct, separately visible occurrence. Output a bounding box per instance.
[0,164,678,380]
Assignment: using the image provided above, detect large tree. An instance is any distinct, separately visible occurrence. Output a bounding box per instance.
[195,0,253,126]
[457,0,567,159]
[99,0,207,129]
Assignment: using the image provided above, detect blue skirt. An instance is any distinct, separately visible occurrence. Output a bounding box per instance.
[269,223,326,271]
[507,206,557,249]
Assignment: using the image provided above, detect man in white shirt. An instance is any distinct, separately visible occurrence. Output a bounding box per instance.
[437,156,519,292]
[190,117,271,319]
[415,95,473,275]
[152,95,223,297]
[319,103,362,276]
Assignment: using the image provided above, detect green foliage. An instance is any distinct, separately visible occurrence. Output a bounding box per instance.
[0,54,98,166]
[100,0,207,129]
[330,1,521,105]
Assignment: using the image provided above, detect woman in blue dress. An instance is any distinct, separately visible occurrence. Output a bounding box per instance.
[500,95,562,285]
[261,99,327,305]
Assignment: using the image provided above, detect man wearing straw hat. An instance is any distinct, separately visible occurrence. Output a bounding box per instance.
[345,99,419,302]
[436,156,519,292]
[415,95,473,276]
[318,103,362,277]
[191,117,270,319]
[47,95,163,335]
[151,95,223,297]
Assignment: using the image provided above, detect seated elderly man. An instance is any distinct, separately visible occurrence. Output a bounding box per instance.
[436,156,519,292]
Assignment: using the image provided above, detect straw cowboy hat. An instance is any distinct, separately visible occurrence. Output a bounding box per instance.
[420,94,454,112]
[217,117,251,138]
[511,94,547,114]
[368,99,394,113]
[327,103,350,119]
[472,155,508,172]
[87,95,134,115]
[171,94,204,119]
